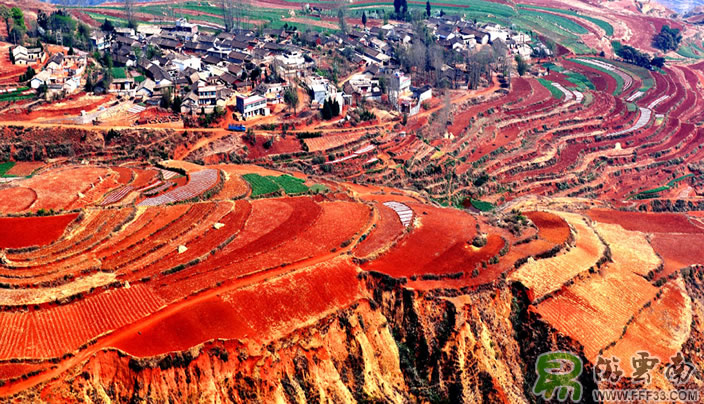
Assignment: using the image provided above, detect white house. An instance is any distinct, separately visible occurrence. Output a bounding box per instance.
[30,70,51,89]
[171,55,202,72]
[236,94,269,119]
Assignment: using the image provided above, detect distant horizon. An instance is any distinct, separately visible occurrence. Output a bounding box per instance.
[656,0,704,14]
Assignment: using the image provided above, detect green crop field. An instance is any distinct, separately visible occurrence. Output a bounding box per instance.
[242,173,281,197]
[519,9,588,35]
[569,59,624,95]
[81,0,602,52]
[538,79,563,99]
[268,174,309,195]
[518,4,613,36]
[470,198,495,212]
[564,71,594,90]
[0,162,15,177]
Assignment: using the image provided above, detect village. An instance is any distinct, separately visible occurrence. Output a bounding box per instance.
[5,10,548,129]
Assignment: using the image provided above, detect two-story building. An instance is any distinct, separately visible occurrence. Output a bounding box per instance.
[236,94,269,119]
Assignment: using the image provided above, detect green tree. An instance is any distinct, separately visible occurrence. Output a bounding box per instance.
[362,11,367,28]
[284,87,299,114]
[101,18,115,33]
[10,7,23,30]
[651,56,665,69]
[337,8,347,34]
[172,96,182,114]
[0,6,11,33]
[393,0,401,15]
[653,25,681,52]
[426,0,431,17]
[19,66,35,82]
[515,55,528,76]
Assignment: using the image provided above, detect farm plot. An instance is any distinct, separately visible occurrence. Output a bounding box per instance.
[587,209,704,234]
[102,203,218,272]
[510,212,605,301]
[242,173,281,197]
[602,278,692,375]
[650,234,704,278]
[382,201,413,227]
[0,272,116,307]
[593,223,660,276]
[362,204,504,278]
[209,165,250,199]
[576,58,633,93]
[156,199,369,302]
[568,59,623,95]
[113,258,362,356]
[4,162,44,177]
[138,169,219,206]
[525,211,571,244]
[355,202,406,259]
[100,186,134,206]
[10,166,116,213]
[0,187,36,213]
[0,284,164,359]
[152,198,318,285]
[304,132,365,152]
[269,174,309,195]
[534,267,658,361]
[0,213,79,249]
[134,201,251,279]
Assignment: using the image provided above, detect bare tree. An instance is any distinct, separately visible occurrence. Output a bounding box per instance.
[428,44,444,85]
[124,0,136,28]
[221,0,235,32]
[409,40,427,79]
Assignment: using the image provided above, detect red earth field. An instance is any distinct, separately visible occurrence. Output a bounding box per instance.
[0,213,78,249]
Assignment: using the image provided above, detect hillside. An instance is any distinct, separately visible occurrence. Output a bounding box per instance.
[0,0,703,401]
[0,161,700,402]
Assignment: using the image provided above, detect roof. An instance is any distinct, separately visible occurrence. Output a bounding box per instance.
[219,72,238,85]
[202,55,222,65]
[311,83,327,93]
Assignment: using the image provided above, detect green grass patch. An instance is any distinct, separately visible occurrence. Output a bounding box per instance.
[0,161,15,177]
[538,79,563,99]
[630,174,695,199]
[470,198,495,212]
[242,173,281,197]
[267,174,308,195]
[111,67,127,79]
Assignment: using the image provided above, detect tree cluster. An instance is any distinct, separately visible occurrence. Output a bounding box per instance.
[653,25,681,53]
[616,44,665,69]
[284,87,299,114]
[515,55,528,76]
[37,11,91,50]
[0,6,26,44]
[19,66,35,82]
[393,0,408,18]
[321,97,340,120]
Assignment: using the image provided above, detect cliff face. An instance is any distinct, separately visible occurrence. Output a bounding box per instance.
[17,273,615,404]
[33,300,405,403]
